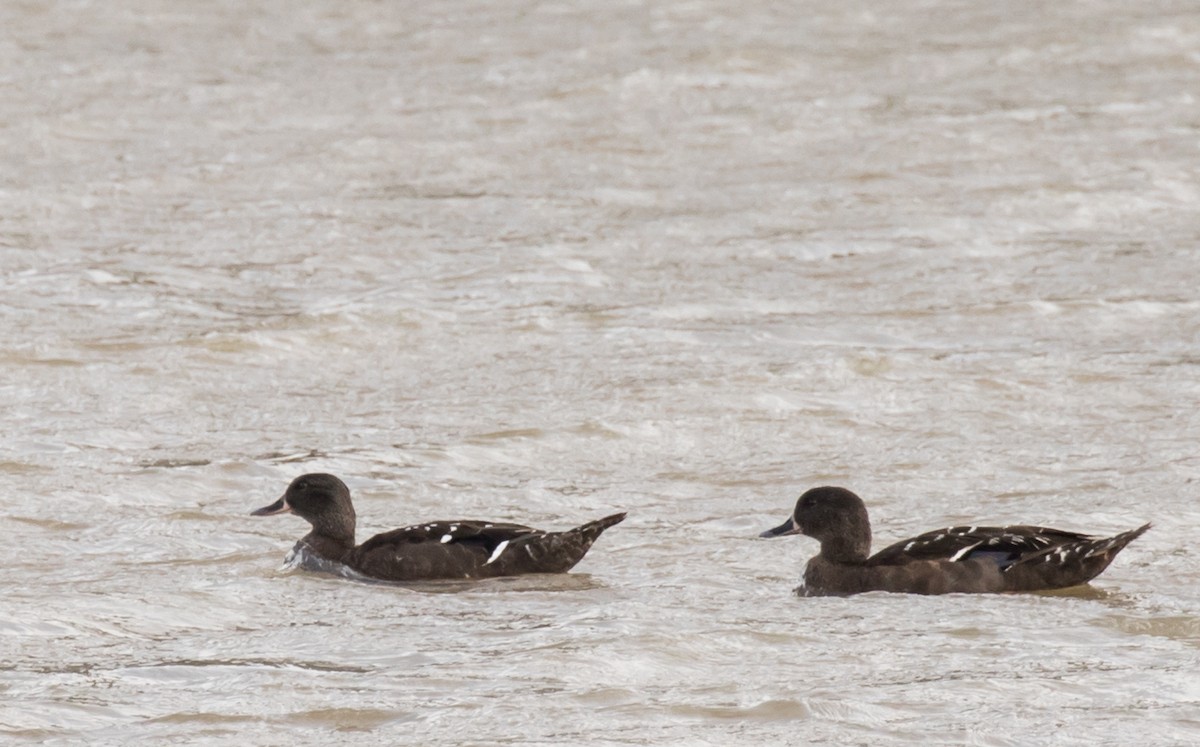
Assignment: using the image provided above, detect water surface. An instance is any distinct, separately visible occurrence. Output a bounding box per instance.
[2,0,1199,744]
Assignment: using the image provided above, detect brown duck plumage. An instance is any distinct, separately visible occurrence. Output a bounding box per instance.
[761,486,1149,596]
[252,473,625,582]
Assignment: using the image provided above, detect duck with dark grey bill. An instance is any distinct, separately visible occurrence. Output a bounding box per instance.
[761,486,1149,596]
[252,473,626,581]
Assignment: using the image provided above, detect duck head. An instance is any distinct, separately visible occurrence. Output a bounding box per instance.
[760,486,872,562]
[251,473,357,543]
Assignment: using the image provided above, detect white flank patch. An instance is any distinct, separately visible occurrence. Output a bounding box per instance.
[485,540,509,565]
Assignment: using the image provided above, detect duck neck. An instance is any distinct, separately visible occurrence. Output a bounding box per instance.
[301,521,356,560]
[819,531,871,564]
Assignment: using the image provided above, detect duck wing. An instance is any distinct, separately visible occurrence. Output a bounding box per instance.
[357,520,541,552]
[347,520,543,581]
[345,513,626,581]
[869,525,1095,567]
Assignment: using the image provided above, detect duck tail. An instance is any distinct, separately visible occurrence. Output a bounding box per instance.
[1084,522,1151,565]
[518,512,625,574]
[1004,522,1150,591]
[577,512,628,539]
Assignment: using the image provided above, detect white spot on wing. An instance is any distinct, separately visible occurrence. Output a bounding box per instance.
[440,534,453,544]
[949,542,981,562]
[485,540,509,565]
[1086,540,1115,558]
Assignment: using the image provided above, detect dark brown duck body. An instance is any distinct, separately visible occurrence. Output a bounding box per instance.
[762,486,1149,596]
[252,473,626,582]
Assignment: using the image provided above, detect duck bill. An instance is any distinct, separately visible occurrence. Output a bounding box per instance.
[760,517,801,538]
[251,495,291,516]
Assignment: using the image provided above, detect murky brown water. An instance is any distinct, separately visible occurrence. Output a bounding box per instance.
[3,0,1199,744]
